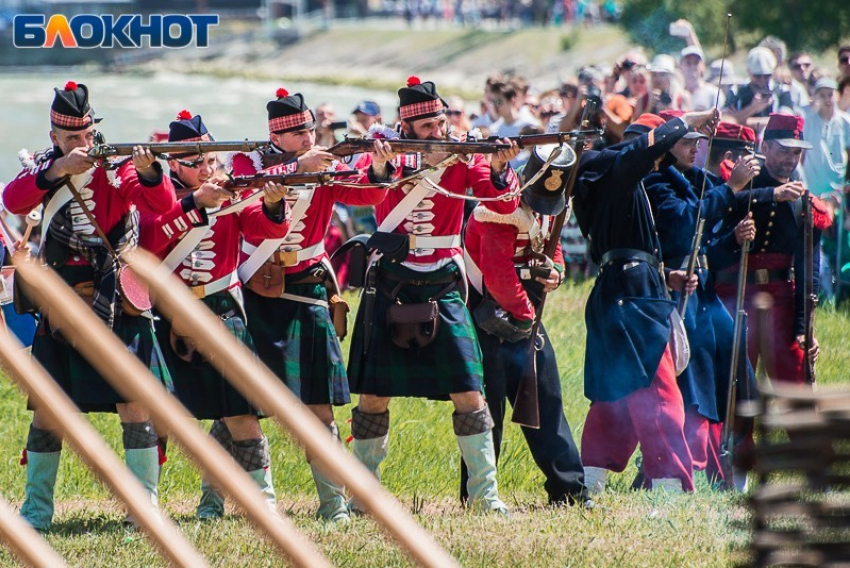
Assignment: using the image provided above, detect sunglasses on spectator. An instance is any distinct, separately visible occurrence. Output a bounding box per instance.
[446,110,463,116]
[841,57,850,65]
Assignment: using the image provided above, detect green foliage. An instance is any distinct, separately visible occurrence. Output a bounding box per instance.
[621,0,731,56]
[733,0,850,53]
[620,0,850,54]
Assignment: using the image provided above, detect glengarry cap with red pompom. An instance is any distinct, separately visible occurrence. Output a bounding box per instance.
[763,113,812,150]
[398,76,448,121]
[51,80,100,131]
[168,109,213,143]
[266,87,315,134]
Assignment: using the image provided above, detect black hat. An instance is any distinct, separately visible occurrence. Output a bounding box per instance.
[521,144,577,216]
[168,109,213,143]
[51,81,99,130]
[398,76,447,121]
[266,87,315,134]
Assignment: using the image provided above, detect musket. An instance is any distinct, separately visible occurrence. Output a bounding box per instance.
[511,112,596,429]
[325,130,601,159]
[803,192,817,385]
[88,132,272,160]
[720,233,751,489]
[222,169,361,191]
[678,217,705,316]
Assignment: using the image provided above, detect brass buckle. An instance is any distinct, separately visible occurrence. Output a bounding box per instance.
[754,269,769,285]
[279,249,299,266]
[409,234,418,249]
[190,284,206,299]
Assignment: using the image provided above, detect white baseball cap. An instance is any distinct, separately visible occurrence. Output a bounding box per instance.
[747,47,777,75]
[680,46,705,61]
[649,54,677,75]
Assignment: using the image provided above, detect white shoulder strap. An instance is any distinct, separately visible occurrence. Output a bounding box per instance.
[376,167,445,233]
[237,186,315,283]
[161,224,211,272]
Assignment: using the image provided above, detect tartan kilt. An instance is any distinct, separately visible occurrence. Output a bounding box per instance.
[347,261,484,399]
[157,291,260,419]
[32,313,173,414]
[243,282,349,406]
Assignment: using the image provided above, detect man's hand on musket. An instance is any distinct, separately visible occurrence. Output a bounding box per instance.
[261,181,288,204]
[297,147,335,173]
[667,269,698,294]
[727,155,761,191]
[796,335,820,364]
[681,108,720,137]
[132,145,158,181]
[369,139,400,180]
[193,182,232,209]
[735,213,756,245]
[488,138,520,174]
[536,268,565,293]
[773,181,805,202]
[45,146,95,181]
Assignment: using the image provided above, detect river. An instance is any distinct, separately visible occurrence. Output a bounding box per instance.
[0,70,399,182]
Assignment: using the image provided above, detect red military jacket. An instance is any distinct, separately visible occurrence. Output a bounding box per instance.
[139,173,290,290]
[230,149,386,274]
[376,153,518,266]
[4,148,173,267]
[464,200,564,322]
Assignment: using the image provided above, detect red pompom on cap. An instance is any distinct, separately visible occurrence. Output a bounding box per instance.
[177,109,193,120]
[276,87,289,98]
[64,81,78,91]
[406,76,421,87]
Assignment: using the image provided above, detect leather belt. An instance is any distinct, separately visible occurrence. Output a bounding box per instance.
[668,255,709,271]
[714,268,791,285]
[599,248,661,269]
[188,271,238,299]
[285,264,328,285]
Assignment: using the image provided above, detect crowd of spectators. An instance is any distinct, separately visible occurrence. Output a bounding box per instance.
[318,19,850,298]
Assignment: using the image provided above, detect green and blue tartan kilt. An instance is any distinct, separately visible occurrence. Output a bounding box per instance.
[157,291,261,420]
[243,282,350,406]
[32,311,173,414]
[347,262,485,399]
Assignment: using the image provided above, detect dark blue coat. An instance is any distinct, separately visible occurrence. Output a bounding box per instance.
[644,165,736,421]
[573,118,691,402]
[709,168,820,336]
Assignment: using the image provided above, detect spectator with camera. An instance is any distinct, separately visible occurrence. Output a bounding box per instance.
[724,47,795,126]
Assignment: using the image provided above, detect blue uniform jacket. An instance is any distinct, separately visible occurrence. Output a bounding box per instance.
[645,165,736,420]
[708,168,820,336]
[574,118,690,403]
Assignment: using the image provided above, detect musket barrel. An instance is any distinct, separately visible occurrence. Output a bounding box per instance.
[88,140,271,159]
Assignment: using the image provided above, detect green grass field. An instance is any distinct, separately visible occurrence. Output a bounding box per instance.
[2,280,849,566]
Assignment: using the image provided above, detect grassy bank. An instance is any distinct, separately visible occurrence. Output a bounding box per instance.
[3,280,850,566]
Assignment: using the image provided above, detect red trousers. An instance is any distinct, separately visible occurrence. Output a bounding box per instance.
[684,408,709,471]
[581,348,694,491]
[715,279,805,385]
